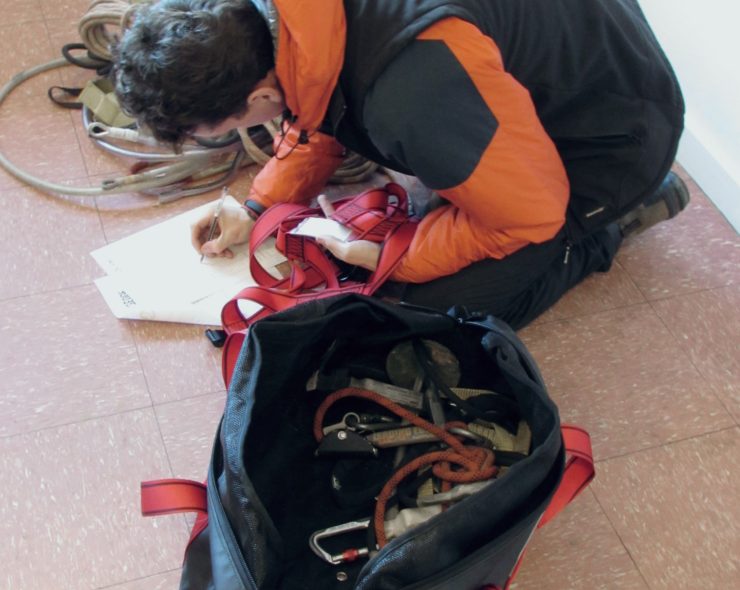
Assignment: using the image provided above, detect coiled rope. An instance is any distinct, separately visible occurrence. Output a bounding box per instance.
[313,387,498,548]
[78,0,138,61]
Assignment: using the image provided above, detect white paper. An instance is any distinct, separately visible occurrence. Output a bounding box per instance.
[93,274,235,325]
[91,197,279,325]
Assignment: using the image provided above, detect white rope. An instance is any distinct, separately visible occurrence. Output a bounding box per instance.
[78,0,136,60]
[0,0,378,200]
[0,59,249,198]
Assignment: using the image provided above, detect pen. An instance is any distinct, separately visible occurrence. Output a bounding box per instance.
[200,186,229,263]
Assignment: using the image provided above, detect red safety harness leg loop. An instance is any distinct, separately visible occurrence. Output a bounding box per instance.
[248,202,305,287]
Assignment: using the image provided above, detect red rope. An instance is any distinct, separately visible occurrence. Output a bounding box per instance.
[314,387,498,547]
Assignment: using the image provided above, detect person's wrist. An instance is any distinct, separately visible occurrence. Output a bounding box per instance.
[243,199,266,221]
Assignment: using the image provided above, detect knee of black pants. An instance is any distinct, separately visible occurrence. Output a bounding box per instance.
[398,225,623,329]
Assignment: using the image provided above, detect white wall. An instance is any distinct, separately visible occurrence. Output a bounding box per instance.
[639,0,740,231]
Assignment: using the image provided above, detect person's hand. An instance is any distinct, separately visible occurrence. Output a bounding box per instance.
[190,202,254,259]
[315,194,381,271]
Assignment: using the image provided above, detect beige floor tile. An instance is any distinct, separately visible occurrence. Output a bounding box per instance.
[617,182,740,300]
[0,20,58,87]
[0,185,105,299]
[0,285,151,437]
[591,428,740,589]
[652,285,740,421]
[519,304,734,459]
[535,260,645,324]
[129,321,224,404]
[512,490,648,590]
[155,391,226,480]
[1,1,44,25]
[0,20,62,118]
[0,108,87,192]
[521,303,687,396]
[40,0,97,23]
[0,409,187,590]
[103,570,182,590]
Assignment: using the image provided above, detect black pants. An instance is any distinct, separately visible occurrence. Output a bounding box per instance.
[396,225,622,330]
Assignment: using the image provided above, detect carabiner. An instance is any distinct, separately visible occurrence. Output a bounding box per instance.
[309,518,371,565]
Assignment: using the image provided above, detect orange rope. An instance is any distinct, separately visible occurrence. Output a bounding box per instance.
[313,387,498,547]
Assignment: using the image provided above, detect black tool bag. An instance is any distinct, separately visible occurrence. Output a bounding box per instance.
[142,295,593,590]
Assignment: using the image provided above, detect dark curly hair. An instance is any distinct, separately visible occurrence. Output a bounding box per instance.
[111,0,274,144]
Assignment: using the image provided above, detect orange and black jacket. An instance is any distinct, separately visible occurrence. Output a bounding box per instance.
[248,0,684,283]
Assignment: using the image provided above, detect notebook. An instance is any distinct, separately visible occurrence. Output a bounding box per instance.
[91,196,282,325]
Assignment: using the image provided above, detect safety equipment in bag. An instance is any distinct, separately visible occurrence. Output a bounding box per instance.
[220,183,418,387]
[142,295,594,590]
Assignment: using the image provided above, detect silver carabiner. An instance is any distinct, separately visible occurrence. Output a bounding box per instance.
[309,518,371,565]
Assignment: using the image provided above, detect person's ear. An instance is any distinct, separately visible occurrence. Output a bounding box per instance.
[247,85,282,107]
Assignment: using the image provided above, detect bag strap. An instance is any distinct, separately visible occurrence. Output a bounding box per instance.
[539,424,595,527]
[140,479,207,516]
[141,479,209,556]
[498,425,595,590]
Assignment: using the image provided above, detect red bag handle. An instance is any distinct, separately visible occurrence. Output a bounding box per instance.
[141,479,209,556]
[500,425,595,589]
[539,424,595,527]
[141,479,207,516]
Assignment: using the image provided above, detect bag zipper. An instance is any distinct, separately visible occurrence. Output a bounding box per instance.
[207,465,259,590]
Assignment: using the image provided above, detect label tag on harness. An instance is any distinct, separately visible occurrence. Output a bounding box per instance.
[290,217,353,241]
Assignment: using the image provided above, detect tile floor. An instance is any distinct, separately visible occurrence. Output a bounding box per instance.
[1,4,739,589]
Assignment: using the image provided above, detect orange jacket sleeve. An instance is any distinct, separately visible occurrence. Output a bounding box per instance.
[364,18,569,283]
[247,125,345,207]
[248,0,347,207]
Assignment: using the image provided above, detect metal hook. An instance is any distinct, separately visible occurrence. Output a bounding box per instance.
[309,518,371,565]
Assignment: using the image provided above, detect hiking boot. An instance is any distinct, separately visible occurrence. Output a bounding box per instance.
[619,171,690,237]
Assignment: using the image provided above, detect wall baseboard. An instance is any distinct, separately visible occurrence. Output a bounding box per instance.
[676,126,740,233]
